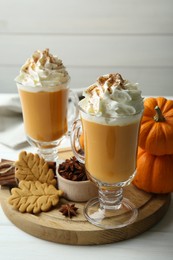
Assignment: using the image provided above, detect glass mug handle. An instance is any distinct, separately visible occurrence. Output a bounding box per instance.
[70,119,85,164]
[67,89,79,135]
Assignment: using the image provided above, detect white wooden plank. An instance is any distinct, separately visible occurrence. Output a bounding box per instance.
[0,66,172,96]
[0,35,172,67]
[0,0,172,34]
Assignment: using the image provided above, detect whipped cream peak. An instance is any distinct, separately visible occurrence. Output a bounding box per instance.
[80,73,143,117]
[15,48,70,88]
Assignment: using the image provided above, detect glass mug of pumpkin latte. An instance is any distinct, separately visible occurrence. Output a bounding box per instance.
[15,49,78,162]
[71,73,143,229]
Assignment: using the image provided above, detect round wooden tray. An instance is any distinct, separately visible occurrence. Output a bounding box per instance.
[0,148,171,245]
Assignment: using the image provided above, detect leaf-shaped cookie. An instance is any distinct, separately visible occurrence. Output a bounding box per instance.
[8,180,63,214]
[15,151,56,186]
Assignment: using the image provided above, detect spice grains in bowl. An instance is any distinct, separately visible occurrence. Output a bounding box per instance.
[58,156,87,181]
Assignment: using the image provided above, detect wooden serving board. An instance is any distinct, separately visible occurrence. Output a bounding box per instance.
[0,148,171,245]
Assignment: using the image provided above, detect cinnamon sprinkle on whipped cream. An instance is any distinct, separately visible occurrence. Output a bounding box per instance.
[80,73,143,117]
[15,48,70,88]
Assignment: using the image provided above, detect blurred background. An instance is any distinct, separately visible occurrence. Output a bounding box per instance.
[0,0,172,96]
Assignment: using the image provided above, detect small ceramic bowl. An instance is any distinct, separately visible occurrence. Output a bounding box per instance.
[56,171,98,202]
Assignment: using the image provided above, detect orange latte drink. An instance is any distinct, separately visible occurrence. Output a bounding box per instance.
[82,115,141,183]
[18,87,69,142]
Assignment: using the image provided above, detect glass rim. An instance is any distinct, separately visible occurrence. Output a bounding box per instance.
[16,79,70,87]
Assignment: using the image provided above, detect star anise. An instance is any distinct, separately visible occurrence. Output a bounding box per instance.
[59,203,78,218]
[58,156,87,181]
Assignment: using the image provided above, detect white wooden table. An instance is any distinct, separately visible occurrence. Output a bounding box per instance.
[0,94,173,260]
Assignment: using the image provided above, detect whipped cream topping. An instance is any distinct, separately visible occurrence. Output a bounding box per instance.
[80,73,143,117]
[15,48,70,88]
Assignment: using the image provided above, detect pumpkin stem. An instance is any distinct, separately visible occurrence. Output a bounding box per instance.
[154,106,165,122]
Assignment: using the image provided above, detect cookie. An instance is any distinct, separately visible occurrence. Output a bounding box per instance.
[8,180,63,214]
[15,151,57,186]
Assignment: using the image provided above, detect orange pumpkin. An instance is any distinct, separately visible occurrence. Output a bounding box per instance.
[139,97,173,155]
[133,147,173,193]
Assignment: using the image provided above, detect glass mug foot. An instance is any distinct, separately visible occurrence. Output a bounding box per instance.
[84,184,138,229]
[84,197,138,229]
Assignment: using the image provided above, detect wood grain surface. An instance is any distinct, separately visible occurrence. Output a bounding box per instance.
[0,148,171,245]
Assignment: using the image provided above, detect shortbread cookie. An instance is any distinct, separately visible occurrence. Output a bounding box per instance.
[8,180,63,214]
[15,151,56,186]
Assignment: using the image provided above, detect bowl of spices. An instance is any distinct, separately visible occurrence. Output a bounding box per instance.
[56,156,98,202]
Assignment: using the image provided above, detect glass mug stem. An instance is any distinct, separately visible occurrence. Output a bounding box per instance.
[26,135,65,162]
[99,187,123,210]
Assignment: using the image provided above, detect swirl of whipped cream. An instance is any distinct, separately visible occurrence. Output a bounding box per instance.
[15,48,70,87]
[80,73,143,117]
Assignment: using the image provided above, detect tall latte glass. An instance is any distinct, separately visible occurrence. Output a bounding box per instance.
[71,73,143,229]
[15,49,78,162]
